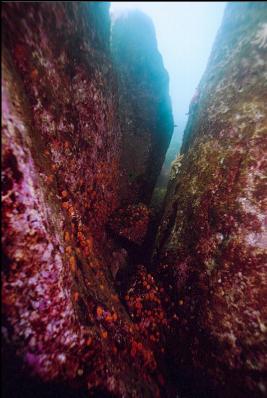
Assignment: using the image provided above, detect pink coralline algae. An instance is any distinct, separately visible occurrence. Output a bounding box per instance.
[2,50,89,383]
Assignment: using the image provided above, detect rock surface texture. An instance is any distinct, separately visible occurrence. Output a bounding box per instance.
[2,3,168,397]
[155,3,267,397]
[2,2,267,398]
[111,10,173,205]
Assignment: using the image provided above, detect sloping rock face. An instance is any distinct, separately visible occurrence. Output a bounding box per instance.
[111,10,173,205]
[2,3,165,397]
[154,3,267,397]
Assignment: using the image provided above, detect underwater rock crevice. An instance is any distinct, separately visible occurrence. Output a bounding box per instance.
[2,2,267,398]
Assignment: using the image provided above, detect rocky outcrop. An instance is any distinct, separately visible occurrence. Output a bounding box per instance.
[111,10,173,205]
[154,2,267,397]
[1,3,165,397]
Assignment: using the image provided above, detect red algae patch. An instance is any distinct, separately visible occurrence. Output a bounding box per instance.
[108,203,151,245]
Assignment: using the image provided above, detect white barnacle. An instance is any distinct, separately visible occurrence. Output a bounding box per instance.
[252,23,267,49]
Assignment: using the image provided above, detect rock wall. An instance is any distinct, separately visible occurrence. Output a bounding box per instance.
[154,2,267,397]
[1,3,166,397]
[111,10,173,205]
